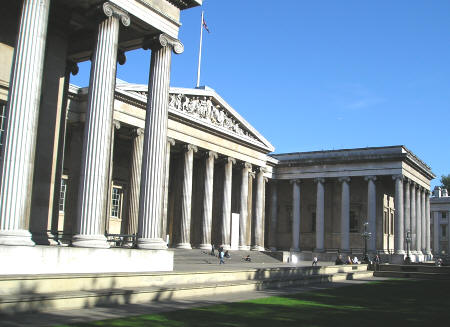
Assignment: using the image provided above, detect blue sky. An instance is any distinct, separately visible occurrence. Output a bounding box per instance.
[71,0,450,188]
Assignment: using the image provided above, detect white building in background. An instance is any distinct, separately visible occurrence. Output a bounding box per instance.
[431,187,450,255]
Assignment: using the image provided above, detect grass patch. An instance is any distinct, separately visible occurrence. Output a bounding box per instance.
[56,279,450,327]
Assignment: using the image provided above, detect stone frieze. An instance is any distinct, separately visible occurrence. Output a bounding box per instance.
[168,93,257,141]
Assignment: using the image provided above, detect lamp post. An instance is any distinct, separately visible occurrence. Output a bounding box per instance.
[362,222,372,264]
[405,230,412,264]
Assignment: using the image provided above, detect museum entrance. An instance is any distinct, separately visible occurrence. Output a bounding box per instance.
[383,195,395,253]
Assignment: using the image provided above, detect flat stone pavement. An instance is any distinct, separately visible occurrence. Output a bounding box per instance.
[0,273,388,327]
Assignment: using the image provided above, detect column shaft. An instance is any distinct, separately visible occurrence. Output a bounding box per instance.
[199,151,217,249]
[251,168,265,251]
[176,145,197,249]
[339,177,350,252]
[138,34,183,249]
[410,184,417,252]
[238,163,251,250]
[315,178,325,252]
[394,175,405,254]
[73,8,126,248]
[366,176,377,252]
[425,192,431,255]
[291,180,301,251]
[433,211,439,255]
[404,180,411,249]
[161,138,175,240]
[0,0,50,245]
[421,190,426,253]
[416,187,422,253]
[221,157,235,250]
[269,181,278,250]
[126,129,144,235]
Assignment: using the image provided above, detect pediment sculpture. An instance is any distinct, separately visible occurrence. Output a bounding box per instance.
[169,93,257,141]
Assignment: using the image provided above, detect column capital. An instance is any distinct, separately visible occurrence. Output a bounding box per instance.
[392,174,404,181]
[257,167,267,174]
[113,120,121,130]
[167,137,175,146]
[249,171,256,179]
[315,177,325,184]
[206,150,218,159]
[338,176,351,183]
[364,175,377,182]
[290,179,302,185]
[242,162,252,169]
[102,2,130,26]
[263,177,269,183]
[143,33,184,54]
[184,144,198,153]
[404,177,411,185]
[223,156,236,165]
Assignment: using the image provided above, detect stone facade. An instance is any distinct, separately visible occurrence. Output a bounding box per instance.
[430,187,450,255]
[0,0,437,274]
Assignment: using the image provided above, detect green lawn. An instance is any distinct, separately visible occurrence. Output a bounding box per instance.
[57,279,450,327]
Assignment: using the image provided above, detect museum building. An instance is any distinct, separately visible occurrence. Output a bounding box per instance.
[0,0,436,274]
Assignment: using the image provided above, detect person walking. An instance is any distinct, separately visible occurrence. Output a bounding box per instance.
[219,248,225,264]
[312,256,318,266]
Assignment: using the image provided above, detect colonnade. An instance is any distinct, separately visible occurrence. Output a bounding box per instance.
[269,175,431,255]
[0,0,183,250]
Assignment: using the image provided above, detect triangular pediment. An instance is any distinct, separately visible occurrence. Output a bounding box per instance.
[115,81,274,152]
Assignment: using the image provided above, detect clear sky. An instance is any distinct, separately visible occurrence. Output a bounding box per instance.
[71,0,450,188]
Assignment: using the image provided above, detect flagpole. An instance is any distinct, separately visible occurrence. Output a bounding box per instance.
[196,10,204,88]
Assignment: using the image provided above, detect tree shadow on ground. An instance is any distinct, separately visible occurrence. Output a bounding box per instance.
[57,279,450,327]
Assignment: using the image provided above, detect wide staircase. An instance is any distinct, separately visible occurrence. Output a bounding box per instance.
[0,251,373,314]
[373,264,450,279]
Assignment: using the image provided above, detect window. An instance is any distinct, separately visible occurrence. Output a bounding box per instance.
[111,185,123,219]
[59,178,67,212]
[350,211,358,232]
[442,225,447,238]
[311,212,316,232]
[0,102,6,149]
[442,212,447,219]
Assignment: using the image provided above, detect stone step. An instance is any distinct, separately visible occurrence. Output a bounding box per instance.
[0,270,372,314]
[376,264,450,274]
[0,264,368,297]
[373,271,450,280]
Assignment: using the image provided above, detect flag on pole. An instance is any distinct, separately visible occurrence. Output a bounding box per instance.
[202,16,210,33]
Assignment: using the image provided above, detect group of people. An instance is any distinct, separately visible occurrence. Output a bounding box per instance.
[210,245,234,264]
[334,255,363,265]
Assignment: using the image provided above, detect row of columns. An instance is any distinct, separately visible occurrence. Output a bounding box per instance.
[273,175,431,254]
[164,140,267,251]
[396,176,432,255]
[0,1,184,250]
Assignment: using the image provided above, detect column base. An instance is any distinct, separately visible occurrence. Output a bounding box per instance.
[290,248,300,252]
[0,230,35,246]
[395,250,406,255]
[251,245,264,251]
[32,231,59,246]
[138,238,168,250]
[198,243,211,250]
[174,242,192,250]
[72,234,110,248]
[238,245,250,251]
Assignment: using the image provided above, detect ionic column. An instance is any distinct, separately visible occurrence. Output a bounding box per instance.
[73,3,130,248]
[404,179,411,249]
[126,128,144,235]
[269,180,278,251]
[425,191,431,255]
[199,151,217,250]
[252,168,266,251]
[421,189,426,254]
[137,34,183,250]
[176,144,197,249]
[433,211,439,255]
[0,0,50,245]
[315,178,325,252]
[410,183,417,252]
[161,137,175,240]
[221,157,235,250]
[339,177,351,252]
[416,186,422,253]
[365,176,377,252]
[393,175,405,254]
[291,179,301,252]
[238,162,251,250]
